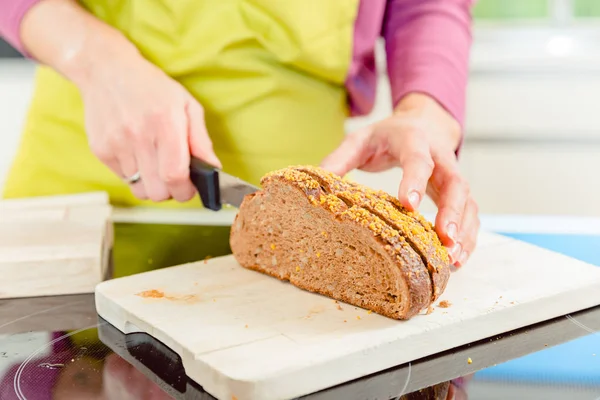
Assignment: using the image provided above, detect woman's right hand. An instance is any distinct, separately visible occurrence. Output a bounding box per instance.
[79,53,221,202]
[20,0,221,203]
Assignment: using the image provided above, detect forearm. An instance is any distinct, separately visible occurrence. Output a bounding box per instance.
[382,0,474,129]
[19,0,141,88]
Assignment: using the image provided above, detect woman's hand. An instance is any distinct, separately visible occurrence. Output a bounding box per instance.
[320,93,479,267]
[19,0,221,203]
[79,51,221,202]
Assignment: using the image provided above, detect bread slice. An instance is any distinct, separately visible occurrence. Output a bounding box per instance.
[293,166,450,301]
[229,166,451,319]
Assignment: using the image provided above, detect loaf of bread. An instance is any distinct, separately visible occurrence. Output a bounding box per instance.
[229,165,451,320]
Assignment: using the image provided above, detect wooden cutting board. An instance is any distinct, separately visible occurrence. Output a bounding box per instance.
[0,192,112,299]
[95,230,600,400]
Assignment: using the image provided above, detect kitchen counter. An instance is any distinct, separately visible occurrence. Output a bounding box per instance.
[0,215,599,399]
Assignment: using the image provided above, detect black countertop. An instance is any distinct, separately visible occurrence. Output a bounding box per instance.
[1,223,599,399]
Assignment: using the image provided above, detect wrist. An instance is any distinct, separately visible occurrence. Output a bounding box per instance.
[20,0,142,90]
[394,93,462,150]
[59,28,141,90]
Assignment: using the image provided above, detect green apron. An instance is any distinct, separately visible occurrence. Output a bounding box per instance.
[3,0,358,345]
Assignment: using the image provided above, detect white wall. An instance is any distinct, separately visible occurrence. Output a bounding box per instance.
[2,25,600,218]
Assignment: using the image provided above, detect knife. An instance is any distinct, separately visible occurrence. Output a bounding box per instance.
[189,157,259,211]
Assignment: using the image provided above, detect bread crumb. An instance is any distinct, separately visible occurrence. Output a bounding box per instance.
[232,396,238,400]
[467,358,472,364]
[343,319,347,323]
[336,304,343,311]
[356,316,361,320]
[426,306,434,315]
[438,300,452,308]
[367,310,372,314]
[136,289,165,299]
[212,298,216,302]
[510,301,515,305]
[544,344,548,347]
[244,325,248,328]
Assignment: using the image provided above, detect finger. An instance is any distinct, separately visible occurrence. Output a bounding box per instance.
[156,109,196,202]
[454,198,480,267]
[187,100,222,168]
[319,127,373,177]
[431,159,470,250]
[89,140,122,177]
[118,152,148,200]
[386,130,433,211]
[89,140,147,200]
[132,132,170,202]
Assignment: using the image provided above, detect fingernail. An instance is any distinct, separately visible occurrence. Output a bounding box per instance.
[450,242,462,263]
[408,191,421,208]
[447,223,458,242]
[458,250,469,266]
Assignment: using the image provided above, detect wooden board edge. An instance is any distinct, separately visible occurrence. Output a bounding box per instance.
[0,191,109,210]
[100,216,115,281]
[0,286,98,300]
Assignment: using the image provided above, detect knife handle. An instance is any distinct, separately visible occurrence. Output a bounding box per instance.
[189,157,222,211]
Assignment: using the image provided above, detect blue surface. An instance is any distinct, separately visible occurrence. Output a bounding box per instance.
[474,232,600,385]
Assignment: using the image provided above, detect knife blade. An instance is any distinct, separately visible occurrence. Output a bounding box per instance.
[189,157,259,211]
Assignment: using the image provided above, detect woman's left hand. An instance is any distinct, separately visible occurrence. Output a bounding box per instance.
[320,93,479,267]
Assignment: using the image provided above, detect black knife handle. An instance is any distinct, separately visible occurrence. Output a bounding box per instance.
[189,157,222,211]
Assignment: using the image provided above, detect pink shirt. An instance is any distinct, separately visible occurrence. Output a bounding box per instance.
[0,0,472,127]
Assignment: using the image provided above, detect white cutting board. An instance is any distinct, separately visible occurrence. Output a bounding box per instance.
[95,230,600,400]
[0,192,112,299]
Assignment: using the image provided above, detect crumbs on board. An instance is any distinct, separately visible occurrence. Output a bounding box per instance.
[136,289,165,298]
[438,300,452,308]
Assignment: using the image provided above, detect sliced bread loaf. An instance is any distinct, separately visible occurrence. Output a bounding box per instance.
[229,166,451,319]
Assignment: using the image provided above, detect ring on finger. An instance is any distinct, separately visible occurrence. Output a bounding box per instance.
[122,171,141,184]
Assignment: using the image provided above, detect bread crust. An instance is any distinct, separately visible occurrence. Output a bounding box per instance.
[229,166,449,319]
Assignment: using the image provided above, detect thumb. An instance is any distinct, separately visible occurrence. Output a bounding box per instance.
[186,100,222,168]
[320,127,372,177]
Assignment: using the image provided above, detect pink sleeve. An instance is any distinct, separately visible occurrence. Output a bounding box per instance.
[381,0,474,129]
[0,0,42,56]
